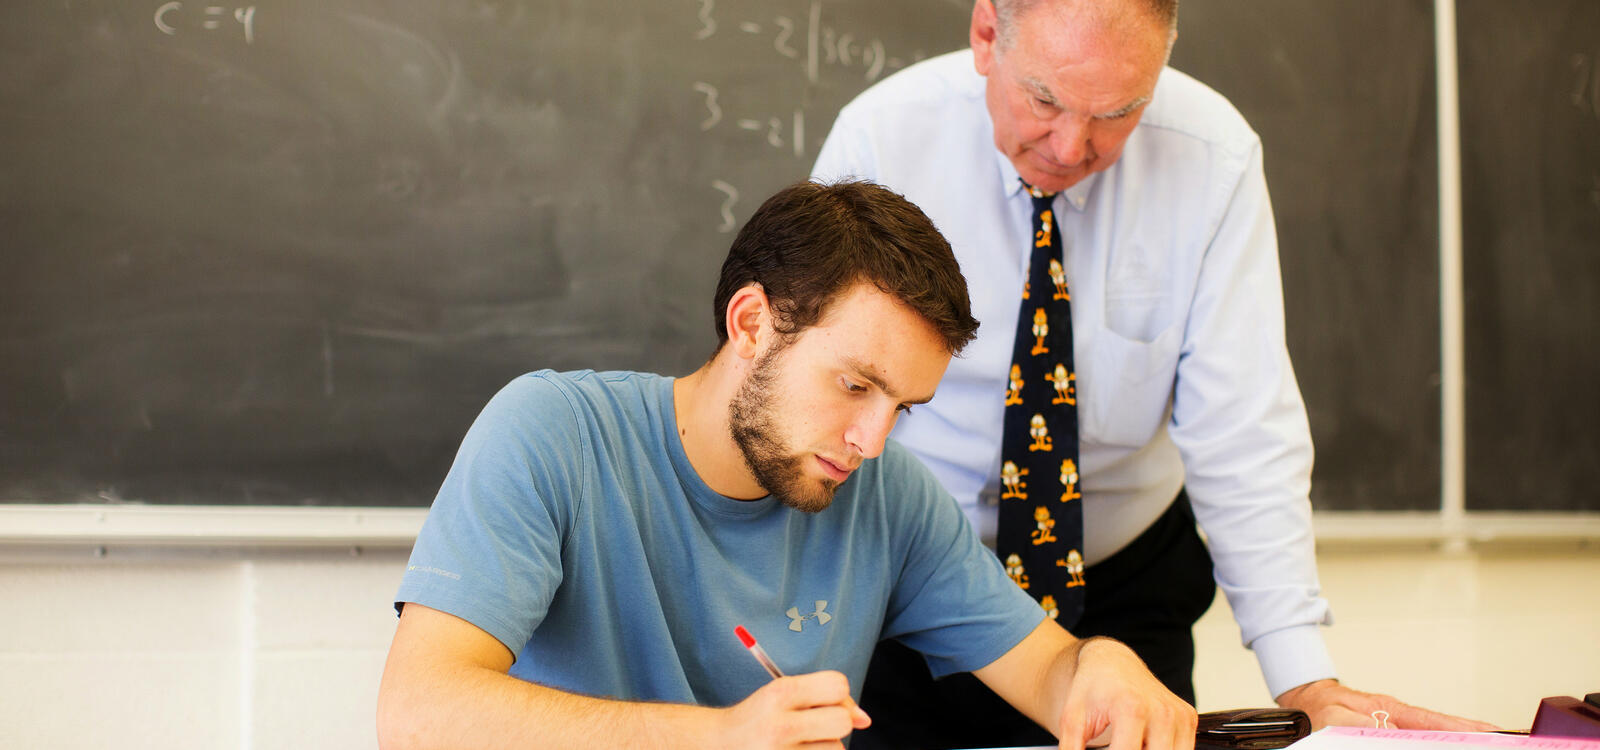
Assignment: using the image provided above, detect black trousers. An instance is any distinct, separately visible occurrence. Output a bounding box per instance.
[851,492,1217,750]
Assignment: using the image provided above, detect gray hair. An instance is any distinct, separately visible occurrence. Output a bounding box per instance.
[992,0,1179,41]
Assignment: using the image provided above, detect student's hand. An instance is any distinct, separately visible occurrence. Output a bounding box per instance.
[1276,679,1497,732]
[1056,637,1197,750]
[716,670,872,750]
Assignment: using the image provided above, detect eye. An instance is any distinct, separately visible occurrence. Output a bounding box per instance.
[896,404,915,415]
[843,379,868,394]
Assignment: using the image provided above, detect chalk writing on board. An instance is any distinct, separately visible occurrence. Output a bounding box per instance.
[712,180,740,233]
[694,81,805,155]
[153,2,256,44]
[691,0,928,231]
[771,16,798,59]
[695,0,716,40]
[694,0,909,84]
[693,82,722,130]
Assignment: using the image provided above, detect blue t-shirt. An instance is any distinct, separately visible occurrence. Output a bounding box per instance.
[395,370,1043,707]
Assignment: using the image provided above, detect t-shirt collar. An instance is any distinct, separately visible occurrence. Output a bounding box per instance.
[657,376,779,518]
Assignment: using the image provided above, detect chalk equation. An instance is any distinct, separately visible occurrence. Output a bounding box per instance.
[695,0,909,84]
[693,82,806,158]
[711,180,740,233]
[154,2,256,44]
[691,0,933,231]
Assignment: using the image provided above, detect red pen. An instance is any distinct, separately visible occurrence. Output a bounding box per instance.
[734,625,785,679]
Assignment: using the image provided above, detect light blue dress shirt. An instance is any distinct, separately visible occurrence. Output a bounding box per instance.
[812,49,1334,698]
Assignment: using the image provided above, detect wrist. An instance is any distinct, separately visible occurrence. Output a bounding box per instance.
[1072,635,1135,661]
[1277,678,1340,708]
[586,697,723,749]
[1065,635,1144,682]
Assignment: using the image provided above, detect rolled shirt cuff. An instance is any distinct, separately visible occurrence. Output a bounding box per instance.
[1251,623,1337,700]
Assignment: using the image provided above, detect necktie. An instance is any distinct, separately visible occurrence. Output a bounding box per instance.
[996,182,1086,627]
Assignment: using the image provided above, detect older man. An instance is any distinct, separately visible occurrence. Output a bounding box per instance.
[812,1,1494,747]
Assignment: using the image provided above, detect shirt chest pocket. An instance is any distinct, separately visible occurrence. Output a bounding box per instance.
[1083,325,1180,448]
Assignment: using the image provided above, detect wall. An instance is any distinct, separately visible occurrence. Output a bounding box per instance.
[2,542,1596,748]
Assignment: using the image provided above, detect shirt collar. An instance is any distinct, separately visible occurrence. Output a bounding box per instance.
[992,148,1099,211]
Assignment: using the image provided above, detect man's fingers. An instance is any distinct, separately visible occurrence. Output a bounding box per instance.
[756,671,870,744]
[783,703,859,744]
[1105,704,1149,750]
[844,695,872,729]
[767,671,853,710]
[1056,702,1092,750]
[1315,704,1383,730]
[1386,702,1498,732]
[1172,703,1198,750]
[1139,699,1192,750]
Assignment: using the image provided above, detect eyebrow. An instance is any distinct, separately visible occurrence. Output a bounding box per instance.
[1097,95,1151,119]
[1022,75,1150,119]
[1023,76,1060,107]
[842,356,935,406]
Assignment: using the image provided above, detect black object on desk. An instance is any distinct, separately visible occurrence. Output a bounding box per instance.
[1196,708,1312,750]
[1530,693,1600,740]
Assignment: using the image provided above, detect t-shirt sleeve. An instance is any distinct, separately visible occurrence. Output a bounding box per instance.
[876,442,1046,678]
[393,373,584,657]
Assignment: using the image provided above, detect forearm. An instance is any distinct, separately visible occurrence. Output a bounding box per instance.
[378,659,718,750]
[1019,633,1093,731]
[978,623,1196,749]
[974,618,1083,733]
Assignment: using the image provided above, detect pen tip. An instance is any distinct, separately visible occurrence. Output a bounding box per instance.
[735,625,755,648]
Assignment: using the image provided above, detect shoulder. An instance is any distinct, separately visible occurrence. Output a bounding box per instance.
[847,439,963,522]
[1136,67,1260,157]
[816,49,994,188]
[490,370,661,417]
[872,439,944,485]
[471,370,664,455]
[831,49,986,134]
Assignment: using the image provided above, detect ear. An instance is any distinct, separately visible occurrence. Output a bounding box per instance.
[722,283,772,361]
[971,0,999,76]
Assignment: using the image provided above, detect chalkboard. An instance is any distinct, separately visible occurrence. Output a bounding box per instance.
[1172,1,1442,512]
[1459,0,1600,511]
[0,0,1577,514]
[0,0,970,506]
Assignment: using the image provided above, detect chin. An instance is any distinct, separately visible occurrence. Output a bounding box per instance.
[1016,155,1091,192]
[1025,170,1085,193]
[777,480,840,514]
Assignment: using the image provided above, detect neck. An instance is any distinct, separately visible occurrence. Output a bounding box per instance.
[673,357,767,500]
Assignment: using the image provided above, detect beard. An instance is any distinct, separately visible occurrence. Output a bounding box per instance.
[728,341,840,513]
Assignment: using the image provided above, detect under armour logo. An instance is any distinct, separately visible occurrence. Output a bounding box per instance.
[786,600,832,632]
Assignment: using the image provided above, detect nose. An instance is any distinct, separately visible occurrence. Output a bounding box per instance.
[1047,114,1094,167]
[843,404,900,461]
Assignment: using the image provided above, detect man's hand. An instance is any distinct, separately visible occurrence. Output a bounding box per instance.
[715,671,872,750]
[1276,679,1497,732]
[380,604,869,750]
[1055,637,1198,750]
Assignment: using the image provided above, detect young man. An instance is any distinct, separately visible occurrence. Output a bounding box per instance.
[377,180,1195,749]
